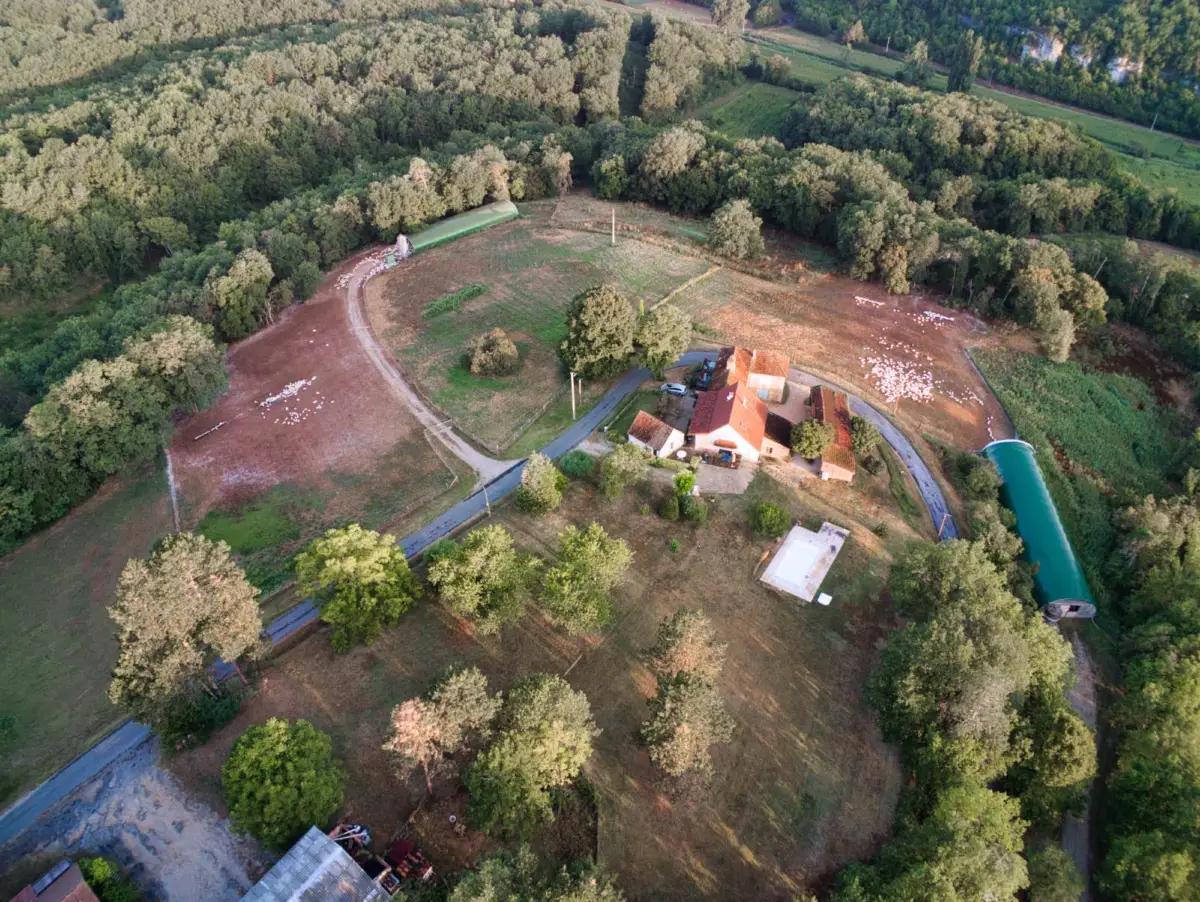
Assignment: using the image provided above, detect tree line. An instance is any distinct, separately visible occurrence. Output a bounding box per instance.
[782,78,1200,253]
[591,118,1105,361]
[1091,487,1200,897]
[830,464,1095,901]
[780,0,1200,140]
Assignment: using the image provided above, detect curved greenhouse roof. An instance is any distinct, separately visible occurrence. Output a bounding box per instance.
[983,439,1094,606]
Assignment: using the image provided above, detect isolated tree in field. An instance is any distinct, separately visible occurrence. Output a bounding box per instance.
[849,415,881,454]
[792,418,835,459]
[646,608,727,684]
[763,54,792,84]
[222,718,344,851]
[636,304,691,377]
[901,40,933,86]
[751,0,781,27]
[516,453,566,515]
[642,674,734,780]
[466,674,598,837]
[427,525,538,633]
[295,524,420,651]
[600,442,649,499]
[709,199,764,260]
[748,501,790,538]
[540,522,632,634]
[709,0,749,33]
[561,284,636,379]
[210,248,274,340]
[108,533,261,723]
[384,667,500,793]
[467,328,521,376]
[843,20,866,44]
[123,315,226,411]
[948,29,985,93]
[1027,846,1085,902]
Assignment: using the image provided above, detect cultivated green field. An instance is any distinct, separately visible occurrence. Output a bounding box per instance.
[0,467,172,806]
[697,81,797,139]
[366,204,713,454]
[972,348,1183,617]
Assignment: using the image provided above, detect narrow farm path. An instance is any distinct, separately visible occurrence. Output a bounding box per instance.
[1062,633,1100,902]
[344,251,519,486]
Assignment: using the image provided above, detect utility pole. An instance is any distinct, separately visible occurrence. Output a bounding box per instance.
[611,208,616,247]
[570,372,577,420]
[483,483,491,517]
[937,512,948,539]
[1150,111,1159,131]
[885,35,890,54]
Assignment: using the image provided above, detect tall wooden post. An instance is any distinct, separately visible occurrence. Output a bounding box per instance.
[611,209,616,247]
[570,372,577,420]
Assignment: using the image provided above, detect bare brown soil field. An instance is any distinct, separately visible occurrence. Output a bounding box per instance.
[168,468,913,901]
[170,251,456,527]
[669,267,1018,452]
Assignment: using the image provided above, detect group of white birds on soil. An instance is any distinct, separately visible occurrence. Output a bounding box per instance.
[853,295,985,409]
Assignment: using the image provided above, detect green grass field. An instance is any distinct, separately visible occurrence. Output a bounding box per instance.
[367,206,712,454]
[697,81,797,139]
[0,466,173,807]
[972,348,1183,616]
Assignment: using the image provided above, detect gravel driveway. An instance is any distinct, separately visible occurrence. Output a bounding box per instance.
[0,739,263,902]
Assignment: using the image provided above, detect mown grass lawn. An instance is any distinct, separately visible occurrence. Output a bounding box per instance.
[0,465,172,807]
[697,81,798,139]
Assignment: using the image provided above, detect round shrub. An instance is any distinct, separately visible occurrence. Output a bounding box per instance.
[558,451,596,479]
[467,328,521,376]
[681,495,708,526]
[749,501,790,538]
[862,454,884,476]
[222,718,345,851]
[659,494,680,521]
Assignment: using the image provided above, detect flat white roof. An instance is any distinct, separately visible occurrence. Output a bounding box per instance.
[760,523,849,602]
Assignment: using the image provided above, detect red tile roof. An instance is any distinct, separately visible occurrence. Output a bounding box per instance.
[690,380,767,449]
[812,386,855,473]
[627,410,677,451]
[713,346,790,390]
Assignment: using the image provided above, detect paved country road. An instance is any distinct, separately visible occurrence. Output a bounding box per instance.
[0,350,958,870]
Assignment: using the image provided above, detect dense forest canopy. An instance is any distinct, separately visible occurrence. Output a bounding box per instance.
[782,0,1200,138]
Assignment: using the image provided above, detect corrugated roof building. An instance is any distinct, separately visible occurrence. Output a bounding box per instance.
[241,828,386,902]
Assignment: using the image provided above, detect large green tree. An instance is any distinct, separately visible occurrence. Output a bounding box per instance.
[108,533,261,724]
[636,305,692,378]
[466,674,598,838]
[561,284,637,379]
[427,525,538,634]
[641,674,734,780]
[516,453,566,515]
[709,199,764,260]
[947,29,985,93]
[222,718,345,851]
[540,523,632,634]
[295,524,421,651]
[709,0,749,33]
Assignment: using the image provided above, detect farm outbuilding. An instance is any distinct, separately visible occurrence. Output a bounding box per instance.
[409,200,519,253]
[983,440,1096,620]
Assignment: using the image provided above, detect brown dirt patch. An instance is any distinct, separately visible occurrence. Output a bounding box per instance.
[169,250,452,523]
[671,268,1017,451]
[1082,323,1195,413]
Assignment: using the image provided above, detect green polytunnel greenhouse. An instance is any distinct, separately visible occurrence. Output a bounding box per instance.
[983,440,1096,619]
[409,200,519,253]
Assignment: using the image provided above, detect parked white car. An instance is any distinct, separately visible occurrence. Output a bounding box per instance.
[661,382,688,396]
